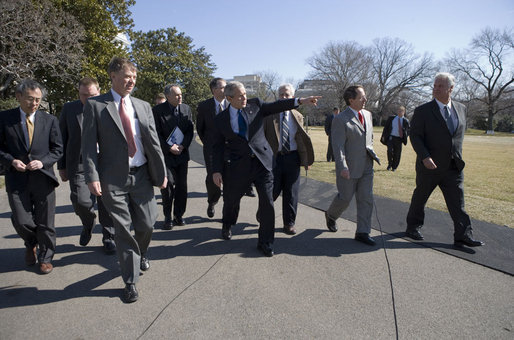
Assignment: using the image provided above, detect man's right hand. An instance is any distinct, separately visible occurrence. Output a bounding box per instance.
[213,172,223,188]
[87,181,102,196]
[11,159,26,172]
[59,169,68,182]
[422,157,437,169]
[340,169,350,179]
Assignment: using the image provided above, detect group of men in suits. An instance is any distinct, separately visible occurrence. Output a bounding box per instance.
[0,68,484,303]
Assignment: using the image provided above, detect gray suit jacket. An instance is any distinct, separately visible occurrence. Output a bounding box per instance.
[331,107,374,178]
[82,92,166,191]
[58,100,84,175]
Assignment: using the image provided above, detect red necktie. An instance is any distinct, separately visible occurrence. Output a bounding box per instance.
[398,117,403,138]
[358,111,364,126]
[119,97,137,157]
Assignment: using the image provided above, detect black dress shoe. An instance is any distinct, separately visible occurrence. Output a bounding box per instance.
[387,165,392,171]
[405,227,424,240]
[454,235,484,247]
[173,216,186,226]
[123,284,138,303]
[325,211,338,232]
[245,187,256,197]
[257,243,274,257]
[140,255,150,271]
[163,219,173,230]
[355,233,376,246]
[103,238,116,254]
[283,225,296,235]
[207,204,215,218]
[79,224,94,246]
[221,224,232,240]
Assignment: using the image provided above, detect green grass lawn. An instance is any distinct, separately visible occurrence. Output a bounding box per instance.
[307,126,513,227]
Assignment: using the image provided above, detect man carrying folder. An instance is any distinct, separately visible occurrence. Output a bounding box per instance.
[152,84,194,230]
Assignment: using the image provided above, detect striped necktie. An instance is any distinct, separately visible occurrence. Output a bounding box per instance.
[282,111,290,151]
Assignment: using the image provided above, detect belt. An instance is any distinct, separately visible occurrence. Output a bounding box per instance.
[278,150,297,156]
[129,164,144,173]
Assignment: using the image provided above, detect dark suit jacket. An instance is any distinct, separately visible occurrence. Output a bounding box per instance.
[380,115,410,146]
[58,100,84,175]
[152,102,194,168]
[263,109,314,167]
[82,92,166,191]
[410,99,466,174]
[212,98,297,173]
[324,113,334,136]
[196,97,217,148]
[0,108,63,192]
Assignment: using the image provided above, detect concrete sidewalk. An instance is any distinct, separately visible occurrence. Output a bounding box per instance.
[0,160,512,339]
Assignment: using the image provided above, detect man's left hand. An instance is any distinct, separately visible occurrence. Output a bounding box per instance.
[26,160,43,171]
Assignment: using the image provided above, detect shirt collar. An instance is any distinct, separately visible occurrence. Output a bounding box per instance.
[435,98,452,111]
[111,89,130,104]
[19,107,35,118]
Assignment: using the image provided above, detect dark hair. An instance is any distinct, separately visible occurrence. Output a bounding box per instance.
[332,107,339,112]
[343,85,364,106]
[107,57,136,74]
[15,78,46,98]
[209,77,226,91]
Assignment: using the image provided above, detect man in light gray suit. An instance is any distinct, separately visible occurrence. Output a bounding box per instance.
[58,77,115,253]
[82,57,167,303]
[324,85,379,246]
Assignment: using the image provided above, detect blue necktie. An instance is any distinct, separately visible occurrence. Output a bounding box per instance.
[238,109,247,139]
[444,106,455,134]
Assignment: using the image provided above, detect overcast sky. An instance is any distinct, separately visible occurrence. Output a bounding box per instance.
[130,0,513,83]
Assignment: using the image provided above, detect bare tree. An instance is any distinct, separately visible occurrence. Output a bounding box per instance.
[307,41,372,110]
[370,37,434,124]
[447,27,514,133]
[255,70,281,101]
[0,0,84,101]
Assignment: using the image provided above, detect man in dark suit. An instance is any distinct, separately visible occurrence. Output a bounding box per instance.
[325,85,379,246]
[0,79,63,274]
[211,81,320,257]
[263,83,314,235]
[82,57,167,303]
[196,77,227,218]
[58,77,115,253]
[152,84,194,230]
[380,105,410,171]
[324,107,339,161]
[405,72,483,248]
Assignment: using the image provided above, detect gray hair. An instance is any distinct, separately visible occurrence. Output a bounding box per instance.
[15,78,46,98]
[224,81,245,97]
[278,83,295,96]
[164,84,181,95]
[435,72,455,88]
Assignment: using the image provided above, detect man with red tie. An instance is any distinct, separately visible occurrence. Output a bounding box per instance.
[82,57,167,303]
[325,85,379,246]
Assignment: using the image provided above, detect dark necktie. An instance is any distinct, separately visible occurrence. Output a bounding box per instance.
[237,109,247,139]
[398,117,403,138]
[444,106,455,134]
[282,111,290,151]
[119,97,137,157]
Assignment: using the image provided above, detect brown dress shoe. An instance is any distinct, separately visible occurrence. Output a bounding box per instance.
[25,246,37,266]
[39,263,53,274]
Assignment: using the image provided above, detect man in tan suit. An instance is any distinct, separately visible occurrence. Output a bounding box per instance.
[325,85,378,246]
[263,84,314,234]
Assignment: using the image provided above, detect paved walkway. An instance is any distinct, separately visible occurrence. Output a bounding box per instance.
[0,157,512,339]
